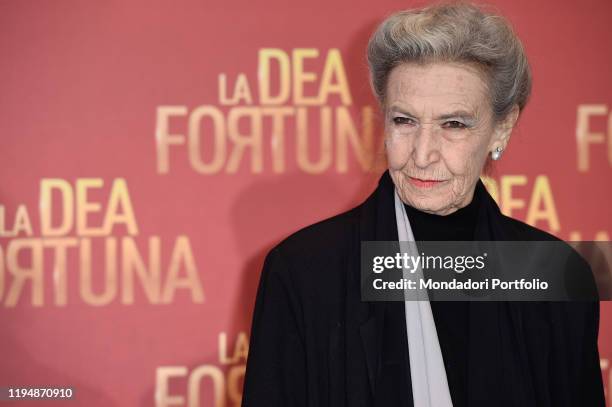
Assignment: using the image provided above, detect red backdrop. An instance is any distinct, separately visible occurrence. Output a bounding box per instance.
[0,0,610,405]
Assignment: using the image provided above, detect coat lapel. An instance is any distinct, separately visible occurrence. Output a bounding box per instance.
[351,171,413,405]
[356,171,397,395]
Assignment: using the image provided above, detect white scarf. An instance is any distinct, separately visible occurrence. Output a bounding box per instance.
[394,188,454,407]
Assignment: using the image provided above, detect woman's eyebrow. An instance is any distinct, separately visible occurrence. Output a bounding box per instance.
[388,105,417,116]
[389,105,475,121]
[437,110,475,120]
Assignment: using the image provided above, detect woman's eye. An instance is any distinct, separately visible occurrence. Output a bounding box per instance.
[443,120,467,129]
[392,117,415,125]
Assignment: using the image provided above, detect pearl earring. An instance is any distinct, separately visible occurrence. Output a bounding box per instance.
[491,146,503,160]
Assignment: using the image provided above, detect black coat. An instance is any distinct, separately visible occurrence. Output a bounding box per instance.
[242,170,605,407]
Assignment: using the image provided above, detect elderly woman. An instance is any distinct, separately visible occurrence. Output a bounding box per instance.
[242,3,605,407]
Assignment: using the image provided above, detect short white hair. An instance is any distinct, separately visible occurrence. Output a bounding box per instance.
[367,2,532,122]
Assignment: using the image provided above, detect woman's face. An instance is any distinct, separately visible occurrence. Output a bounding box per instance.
[384,61,514,215]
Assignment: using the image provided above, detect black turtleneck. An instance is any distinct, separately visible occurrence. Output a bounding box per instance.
[402,189,481,407]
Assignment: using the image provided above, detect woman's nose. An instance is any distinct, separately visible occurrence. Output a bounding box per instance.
[412,124,440,168]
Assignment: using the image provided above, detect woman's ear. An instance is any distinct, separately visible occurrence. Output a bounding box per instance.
[491,104,520,149]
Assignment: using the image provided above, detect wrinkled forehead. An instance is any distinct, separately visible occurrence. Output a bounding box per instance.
[384,62,492,117]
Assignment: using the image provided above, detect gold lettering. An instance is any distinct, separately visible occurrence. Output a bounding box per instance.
[80,238,117,306]
[189,106,226,174]
[122,236,161,304]
[5,239,43,307]
[218,74,253,105]
[40,179,74,237]
[318,48,352,105]
[155,366,187,407]
[161,236,204,303]
[76,179,105,236]
[292,48,319,105]
[14,205,33,236]
[227,365,246,407]
[296,106,332,173]
[103,178,138,235]
[258,49,290,105]
[263,107,293,172]
[218,332,249,365]
[226,107,263,173]
[526,175,559,232]
[188,365,225,407]
[500,175,527,217]
[576,104,608,172]
[156,106,188,174]
[336,106,374,172]
[43,238,78,306]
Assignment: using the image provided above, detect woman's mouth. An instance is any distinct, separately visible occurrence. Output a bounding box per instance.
[407,176,446,188]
